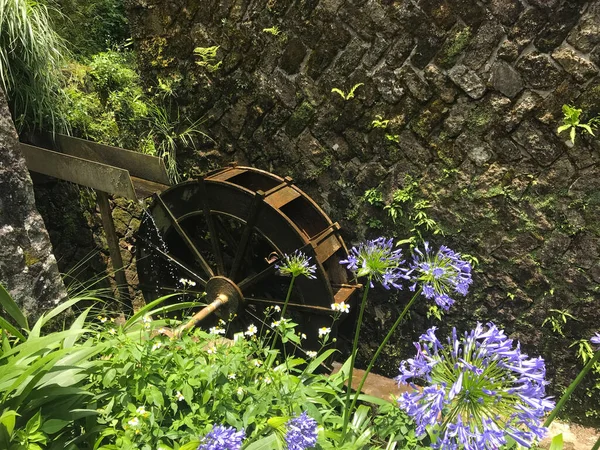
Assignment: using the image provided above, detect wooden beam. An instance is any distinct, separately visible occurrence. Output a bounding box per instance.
[19,143,138,199]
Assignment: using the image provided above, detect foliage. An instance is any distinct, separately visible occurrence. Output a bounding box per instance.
[194,46,222,72]
[49,0,129,56]
[331,83,364,101]
[557,104,599,144]
[0,283,106,449]
[0,0,68,130]
[371,115,389,129]
[64,49,211,182]
[542,309,576,337]
[262,26,281,36]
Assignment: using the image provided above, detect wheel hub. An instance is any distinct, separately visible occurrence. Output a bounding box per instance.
[205,276,244,319]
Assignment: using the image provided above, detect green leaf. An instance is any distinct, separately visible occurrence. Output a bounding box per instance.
[305,349,337,374]
[578,123,595,136]
[0,283,28,331]
[64,306,94,348]
[123,294,178,330]
[178,441,200,450]
[40,419,70,434]
[0,410,18,436]
[557,124,571,134]
[244,434,283,450]
[331,88,346,99]
[0,317,26,342]
[549,433,563,450]
[26,411,42,434]
[570,126,576,144]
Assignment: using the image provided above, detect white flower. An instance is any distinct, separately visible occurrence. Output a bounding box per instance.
[305,350,318,358]
[338,302,350,313]
[219,319,226,325]
[253,359,262,367]
[108,328,116,335]
[264,376,272,384]
[331,303,337,311]
[136,406,146,415]
[99,316,108,323]
[151,342,162,351]
[207,345,217,354]
[142,314,152,324]
[209,326,226,335]
[271,320,281,327]
[318,327,331,337]
[175,391,184,401]
[301,333,307,340]
[273,305,281,312]
[245,324,258,336]
[128,417,139,427]
[158,327,166,335]
[179,278,197,287]
[237,387,244,395]
[228,373,236,379]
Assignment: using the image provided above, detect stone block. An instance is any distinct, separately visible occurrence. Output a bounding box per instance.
[423,64,458,103]
[551,45,598,84]
[280,38,307,74]
[285,101,316,138]
[509,8,549,51]
[512,120,563,166]
[395,66,432,103]
[534,3,581,52]
[489,61,523,98]
[456,132,494,166]
[515,51,564,90]
[502,90,543,132]
[416,0,456,30]
[435,24,472,69]
[463,20,505,71]
[489,0,523,26]
[373,67,405,104]
[497,39,519,63]
[448,64,486,99]
[567,3,600,53]
[444,99,475,137]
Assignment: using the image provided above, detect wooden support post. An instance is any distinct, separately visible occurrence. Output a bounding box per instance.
[97,190,131,311]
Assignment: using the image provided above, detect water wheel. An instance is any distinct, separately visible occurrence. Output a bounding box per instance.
[136,164,359,352]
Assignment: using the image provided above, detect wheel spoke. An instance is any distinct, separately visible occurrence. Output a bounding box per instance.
[245,297,335,316]
[229,191,264,281]
[200,180,225,275]
[238,263,277,291]
[138,235,207,287]
[154,194,214,278]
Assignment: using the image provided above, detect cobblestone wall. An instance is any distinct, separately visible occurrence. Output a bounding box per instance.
[123,0,600,419]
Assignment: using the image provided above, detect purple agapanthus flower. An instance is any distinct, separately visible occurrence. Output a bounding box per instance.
[285,412,318,450]
[397,323,554,449]
[406,242,472,310]
[591,332,600,350]
[340,237,407,289]
[276,250,317,279]
[197,425,245,450]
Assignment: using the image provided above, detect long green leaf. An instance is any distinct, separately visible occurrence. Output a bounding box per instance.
[0,317,26,342]
[0,283,28,330]
[123,294,178,329]
[0,329,89,360]
[244,434,283,450]
[64,306,94,348]
[549,433,563,450]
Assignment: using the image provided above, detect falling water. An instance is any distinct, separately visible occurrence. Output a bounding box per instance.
[139,200,177,295]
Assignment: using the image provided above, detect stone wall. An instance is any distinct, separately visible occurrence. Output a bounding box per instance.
[0,87,68,317]
[123,0,600,419]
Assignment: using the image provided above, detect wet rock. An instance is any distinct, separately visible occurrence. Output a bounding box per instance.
[463,20,505,70]
[535,3,581,52]
[280,38,307,74]
[489,0,523,26]
[509,8,549,50]
[444,100,475,137]
[567,3,600,53]
[490,60,523,98]
[456,132,494,166]
[423,64,458,103]
[448,64,486,99]
[395,66,432,103]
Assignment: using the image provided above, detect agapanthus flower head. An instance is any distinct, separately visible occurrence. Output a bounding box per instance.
[591,332,600,350]
[285,411,318,450]
[197,425,245,450]
[407,242,472,310]
[276,250,317,279]
[397,323,554,449]
[340,237,406,289]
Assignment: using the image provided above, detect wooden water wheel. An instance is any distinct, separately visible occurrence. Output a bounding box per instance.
[136,165,359,351]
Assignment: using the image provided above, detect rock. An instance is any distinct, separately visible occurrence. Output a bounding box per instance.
[515,51,564,90]
[489,0,523,26]
[456,132,494,166]
[444,100,475,137]
[567,3,600,53]
[448,64,486,99]
[489,61,523,98]
[534,3,581,52]
[395,66,432,103]
[462,20,505,70]
[512,120,563,166]
[503,90,543,132]
[279,38,307,74]
[0,87,67,318]
[551,45,598,84]
[509,8,549,50]
[497,39,519,62]
[423,64,457,103]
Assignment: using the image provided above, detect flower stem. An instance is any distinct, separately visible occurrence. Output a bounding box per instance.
[269,276,296,367]
[341,279,371,441]
[544,350,600,427]
[347,287,422,417]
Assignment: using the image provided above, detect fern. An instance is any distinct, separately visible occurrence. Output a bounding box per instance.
[331,83,364,101]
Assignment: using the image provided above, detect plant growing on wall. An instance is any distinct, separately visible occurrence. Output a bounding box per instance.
[331,83,364,101]
[557,104,599,144]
